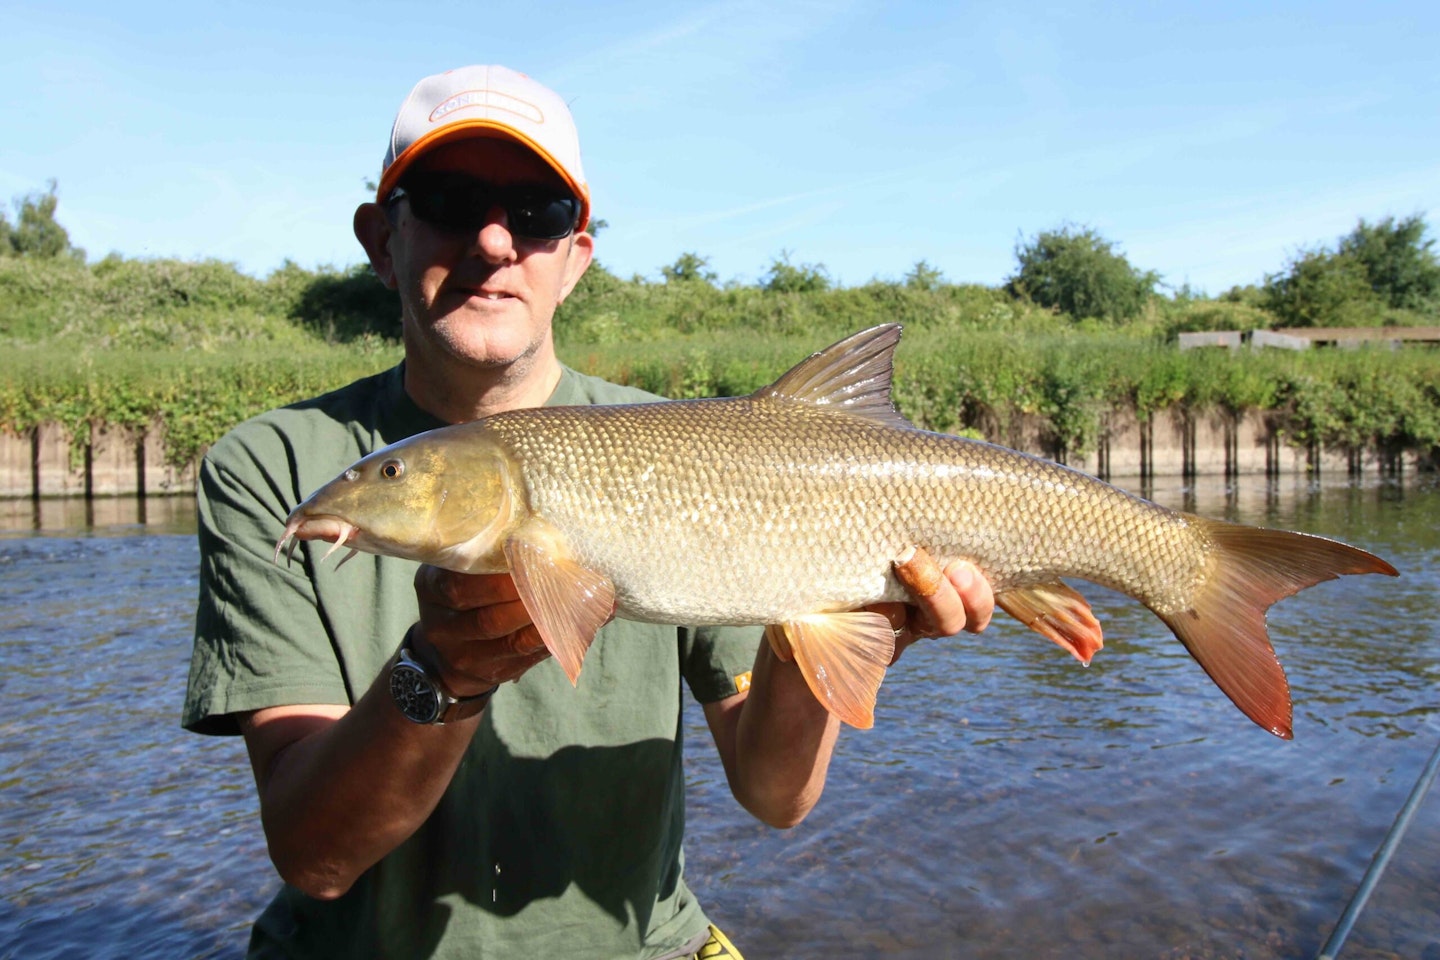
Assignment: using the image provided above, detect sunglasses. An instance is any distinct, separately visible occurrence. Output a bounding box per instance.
[388,172,581,241]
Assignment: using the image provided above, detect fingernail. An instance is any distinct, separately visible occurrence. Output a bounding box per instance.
[951,562,974,591]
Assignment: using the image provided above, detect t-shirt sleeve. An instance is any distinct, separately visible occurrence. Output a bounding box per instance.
[183,431,350,736]
[679,625,762,704]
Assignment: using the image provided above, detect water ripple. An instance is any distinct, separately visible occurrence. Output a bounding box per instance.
[4,479,1439,958]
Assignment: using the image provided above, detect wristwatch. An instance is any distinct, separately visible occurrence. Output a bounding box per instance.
[389,644,497,725]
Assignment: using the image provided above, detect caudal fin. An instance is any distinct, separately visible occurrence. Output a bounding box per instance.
[1158,517,1397,740]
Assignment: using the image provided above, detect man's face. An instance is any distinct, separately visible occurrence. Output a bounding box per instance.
[367,137,593,375]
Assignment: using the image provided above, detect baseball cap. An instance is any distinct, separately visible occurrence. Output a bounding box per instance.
[377,65,590,232]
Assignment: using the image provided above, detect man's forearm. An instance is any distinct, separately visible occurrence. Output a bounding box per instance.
[243,656,481,900]
[728,643,841,829]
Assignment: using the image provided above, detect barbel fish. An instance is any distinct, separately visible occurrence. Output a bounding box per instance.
[277,324,1397,735]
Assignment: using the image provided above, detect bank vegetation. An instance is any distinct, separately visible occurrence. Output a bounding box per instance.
[2,184,1438,471]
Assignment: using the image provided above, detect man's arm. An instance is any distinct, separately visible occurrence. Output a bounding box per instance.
[244,555,990,893]
[239,568,550,900]
[704,554,994,829]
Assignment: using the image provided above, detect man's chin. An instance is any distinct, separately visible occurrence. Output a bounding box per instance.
[429,315,548,369]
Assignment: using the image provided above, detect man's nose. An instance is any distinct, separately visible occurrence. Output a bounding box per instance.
[473,205,516,263]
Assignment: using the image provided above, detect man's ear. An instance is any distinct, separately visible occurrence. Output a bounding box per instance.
[557,230,595,304]
[354,203,398,290]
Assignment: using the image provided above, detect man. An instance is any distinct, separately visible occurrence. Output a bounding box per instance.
[184,65,994,959]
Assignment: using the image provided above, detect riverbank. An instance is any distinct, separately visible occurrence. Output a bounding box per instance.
[5,262,1437,493]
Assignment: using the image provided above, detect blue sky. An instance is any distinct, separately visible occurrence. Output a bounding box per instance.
[4,1,1436,294]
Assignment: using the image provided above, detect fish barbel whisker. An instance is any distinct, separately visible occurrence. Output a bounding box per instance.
[273,522,299,565]
[332,544,362,570]
[320,522,357,564]
[273,516,358,567]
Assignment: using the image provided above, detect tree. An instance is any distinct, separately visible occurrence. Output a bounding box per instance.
[1007,225,1157,322]
[761,250,830,293]
[904,259,944,291]
[660,251,717,285]
[2,181,83,260]
[1337,214,1439,311]
[1262,215,1439,327]
[1262,247,1383,327]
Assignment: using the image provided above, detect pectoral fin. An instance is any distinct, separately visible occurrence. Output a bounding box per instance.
[996,581,1103,664]
[779,612,896,729]
[503,523,616,686]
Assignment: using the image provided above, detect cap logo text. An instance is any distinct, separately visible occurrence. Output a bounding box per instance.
[429,89,544,126]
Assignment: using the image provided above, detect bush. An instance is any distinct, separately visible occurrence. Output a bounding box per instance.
[1,181,84,261]
[762,251,831,293]
[1007,225,1159,323]
[287,263,401,341]
[1161,298,1276,336]
[659,252,717,286]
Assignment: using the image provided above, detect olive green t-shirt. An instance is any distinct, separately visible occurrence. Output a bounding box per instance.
[184,363,761,960]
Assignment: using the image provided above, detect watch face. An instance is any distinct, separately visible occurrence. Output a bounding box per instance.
[390,661,442,724]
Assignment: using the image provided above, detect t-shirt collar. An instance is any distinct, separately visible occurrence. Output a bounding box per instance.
[385,361,585,441]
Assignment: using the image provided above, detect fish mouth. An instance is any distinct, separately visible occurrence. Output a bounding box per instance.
[274,514,362,567]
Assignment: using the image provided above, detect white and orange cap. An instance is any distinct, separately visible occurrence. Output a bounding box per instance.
[377,65,590,232]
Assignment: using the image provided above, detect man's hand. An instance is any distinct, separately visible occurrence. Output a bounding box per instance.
[871,547,994,665]
[411,565,552,697]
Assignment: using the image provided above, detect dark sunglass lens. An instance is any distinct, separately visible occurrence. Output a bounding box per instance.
[396,183,438,223]
[399,176,578,239]
[509,192,580,240]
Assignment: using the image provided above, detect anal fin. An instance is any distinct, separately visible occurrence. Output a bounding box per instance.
[779,612,896,729]
[503,521,616,686]
[996,581,1103,664]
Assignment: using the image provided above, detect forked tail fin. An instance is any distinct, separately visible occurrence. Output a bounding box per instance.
[1158,516,1398,740]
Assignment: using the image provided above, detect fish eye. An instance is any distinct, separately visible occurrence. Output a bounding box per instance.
[379,459,405,480]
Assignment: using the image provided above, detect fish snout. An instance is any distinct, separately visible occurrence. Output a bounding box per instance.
[273,513,360,566]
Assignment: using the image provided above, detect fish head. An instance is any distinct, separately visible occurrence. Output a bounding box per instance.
[276,427,522,572]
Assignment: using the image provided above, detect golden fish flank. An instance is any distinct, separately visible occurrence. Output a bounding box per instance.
[278,324,1398,737]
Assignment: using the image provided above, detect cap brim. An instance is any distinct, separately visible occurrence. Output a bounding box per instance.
[376,121,590,232]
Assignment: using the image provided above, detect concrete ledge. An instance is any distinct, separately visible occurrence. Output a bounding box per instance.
[1,425,197,499]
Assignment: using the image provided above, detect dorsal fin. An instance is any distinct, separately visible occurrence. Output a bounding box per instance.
[754,324,911,427]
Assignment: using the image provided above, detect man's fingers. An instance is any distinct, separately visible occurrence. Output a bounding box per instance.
[411,564,550,690]
[414,564,521,609]
[891,550,995,639]
[893,545,945,599]
[952,561,994,634]
[893,547,967,638]
[466,599,534,642]
[508,624,549,658]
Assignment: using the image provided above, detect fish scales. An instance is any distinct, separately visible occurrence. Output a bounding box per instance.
[480,395,1210,624]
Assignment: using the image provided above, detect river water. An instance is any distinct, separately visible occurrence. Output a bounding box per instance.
[1,477,1437,959]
